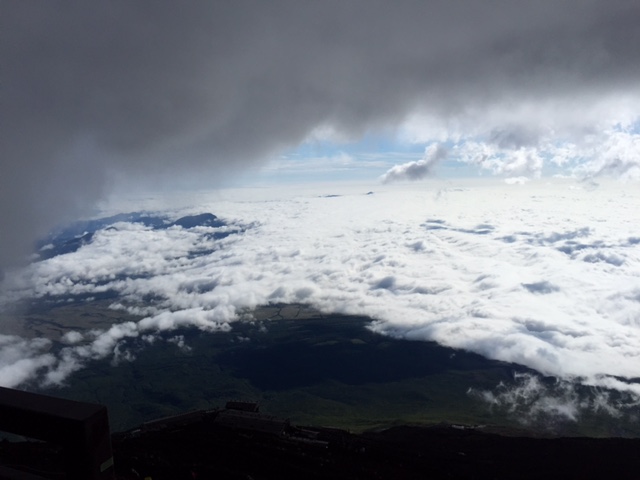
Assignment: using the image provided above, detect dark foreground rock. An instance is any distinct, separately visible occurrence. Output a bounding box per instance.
[3,407,640,479]
[110,421,640,480]
[107,413,640,479]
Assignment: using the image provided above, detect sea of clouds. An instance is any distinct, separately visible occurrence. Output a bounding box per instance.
[0,179,639,401]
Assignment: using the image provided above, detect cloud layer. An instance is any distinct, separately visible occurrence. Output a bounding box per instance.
[1,179,639,396]
[2,1,640,267]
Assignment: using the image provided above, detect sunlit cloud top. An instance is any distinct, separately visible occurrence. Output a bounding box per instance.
[1,180,639,393]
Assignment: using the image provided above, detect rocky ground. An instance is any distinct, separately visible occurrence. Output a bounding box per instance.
[3,406,640,480]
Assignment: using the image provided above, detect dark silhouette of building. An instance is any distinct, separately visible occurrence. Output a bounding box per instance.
[0,387,114,479]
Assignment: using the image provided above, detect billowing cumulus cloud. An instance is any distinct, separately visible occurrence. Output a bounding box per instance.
[381,144,447,183]
[1,180,639,398]
[2,1,640,268]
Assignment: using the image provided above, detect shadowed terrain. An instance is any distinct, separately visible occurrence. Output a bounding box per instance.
[30,304,640,437]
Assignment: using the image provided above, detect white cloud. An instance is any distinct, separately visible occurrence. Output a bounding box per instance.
[469,372,640,426]
[380,144,447,183]
[579,129,640,180]
[400,95,640,180]
[471,373,581,423]
[1,179,640,396]
[0,335,55,388]
[61,331,84,344]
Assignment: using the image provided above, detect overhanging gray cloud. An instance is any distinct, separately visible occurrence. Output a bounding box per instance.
[2,1,640,267]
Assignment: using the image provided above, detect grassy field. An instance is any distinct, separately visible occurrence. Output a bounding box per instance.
[30,303,640,436]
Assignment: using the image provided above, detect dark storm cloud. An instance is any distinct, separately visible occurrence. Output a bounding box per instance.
[2,0,639,267]
[489,127,543,150]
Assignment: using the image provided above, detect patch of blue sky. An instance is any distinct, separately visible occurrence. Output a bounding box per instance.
[293,131,425,159]
[256,133,489,184]
[618,117,640,134]
[253,133,425,183]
